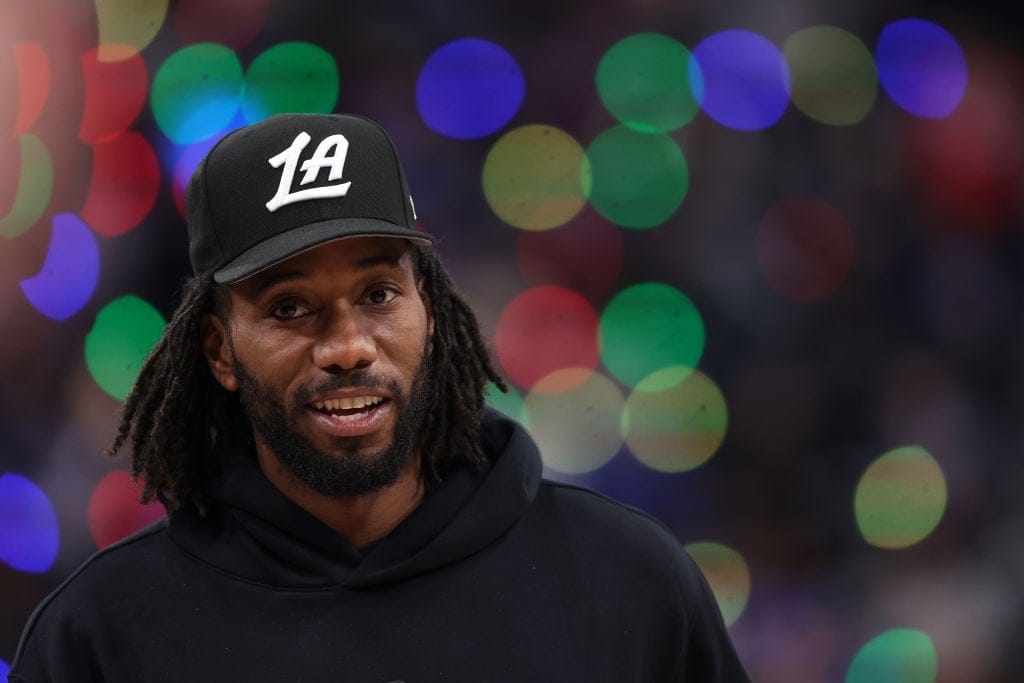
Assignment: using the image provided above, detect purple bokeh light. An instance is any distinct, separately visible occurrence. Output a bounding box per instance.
[19,213,100,321]
[693,30,791,131]
[877,19,968,119]
[416,38,525,139]
[0,473,59,574]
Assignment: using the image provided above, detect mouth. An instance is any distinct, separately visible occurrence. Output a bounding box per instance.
[311,396,388,419]
[306,395,393,437]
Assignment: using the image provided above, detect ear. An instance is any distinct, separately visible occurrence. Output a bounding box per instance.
[418,280,435,339]
[201,314,239,392]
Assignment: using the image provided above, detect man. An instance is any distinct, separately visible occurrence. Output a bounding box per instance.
[10,113,750,681]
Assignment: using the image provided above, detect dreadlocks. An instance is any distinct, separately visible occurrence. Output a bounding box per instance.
[109,243,507,513]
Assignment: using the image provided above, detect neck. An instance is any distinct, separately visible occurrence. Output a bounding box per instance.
[254,445,425,548]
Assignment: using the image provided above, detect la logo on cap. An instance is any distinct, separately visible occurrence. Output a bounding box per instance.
[266,131,353,212]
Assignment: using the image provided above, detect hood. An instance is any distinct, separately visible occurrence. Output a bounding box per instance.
[166,409,542,589]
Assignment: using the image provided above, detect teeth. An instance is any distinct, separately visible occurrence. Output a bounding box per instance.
[312,396,384,412]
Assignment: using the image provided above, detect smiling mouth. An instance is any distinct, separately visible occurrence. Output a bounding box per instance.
[310,396,389,421]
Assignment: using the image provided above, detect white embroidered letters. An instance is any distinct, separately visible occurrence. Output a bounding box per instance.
[266,132,352,212]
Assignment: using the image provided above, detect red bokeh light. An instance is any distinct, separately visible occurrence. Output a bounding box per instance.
[81,131,160,237]
[78,47,148,144]
[174,0,271,50]
[756,197,854,302]
[903,46,1024,236]
[495,285,600,390]
[12,43,50,136]
[87,470,165,549]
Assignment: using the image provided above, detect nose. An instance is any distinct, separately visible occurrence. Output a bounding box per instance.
[311,304,378,372]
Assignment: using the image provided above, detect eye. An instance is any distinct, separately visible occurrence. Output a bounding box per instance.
[366,287,397,305]
[271,301,310,319]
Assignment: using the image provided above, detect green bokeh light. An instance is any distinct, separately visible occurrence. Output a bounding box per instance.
[846,629,938,683]
[854,445,947,549]
[151,43,244,144]
[596,32,702,133]
[85,296,167,401]
[623,368,727,473]
[482,125,590,231]
[599,283,705,388]
[0,135,52,239]
[783,26,878,126]
[683,541,750,627]
[242,42,339,123]
[485,380,527,426]
[586,125,688,229]
[524,369,624,474]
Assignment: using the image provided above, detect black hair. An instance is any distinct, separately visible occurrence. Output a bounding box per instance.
[109,244,506,512]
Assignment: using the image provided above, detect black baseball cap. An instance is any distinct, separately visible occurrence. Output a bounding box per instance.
[186,113,433,284]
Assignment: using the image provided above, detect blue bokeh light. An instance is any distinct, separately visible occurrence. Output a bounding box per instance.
[876,18,968,119]
[416,38,525,139]
[0,658,8,678]
[0,473,59,574]
[19,213,100,321]
[693,29,791,131]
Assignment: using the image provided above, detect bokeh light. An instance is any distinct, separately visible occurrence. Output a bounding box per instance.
[81,131,160,237]
[876,19,967,119]
[0,473,59,574]
[902,50,1022,236]
[495,285,600,390]
[173,0,270,50]
[88,470,165,549]
[855,445,947,549]
[0,134,53,239]
[623,368,728,473]
[756,197,855,302]
[0,659,8,677]
[171,135,227,216]
[524,369,624,474]
[19,214,100,321]
[151,43,244,144]
[599,283,705,389]
[693,30,791,131]
[94,0,168,61]
[595,32,703,133]
[684,541,751,627]
[515,208,624,301]
[485,381,527,425]
[85,296,167,401]
[11,43,51,136]
[783,26,877,126]
[482,124,590,231]
[586,126,688,229]
[846,628,938,683]
[79,47,148,144]
[416,38,525,140]
[242,42,339,123]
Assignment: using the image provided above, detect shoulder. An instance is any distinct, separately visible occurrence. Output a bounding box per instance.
[531,480,707,594]
[11,520,169,670]
[536,478,682,546]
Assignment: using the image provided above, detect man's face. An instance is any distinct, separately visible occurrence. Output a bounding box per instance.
[204,236,434,497]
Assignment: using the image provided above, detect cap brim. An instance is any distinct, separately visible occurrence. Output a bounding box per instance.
[212,218,433,284]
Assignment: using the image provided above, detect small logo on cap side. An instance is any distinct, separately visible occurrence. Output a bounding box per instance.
[266,131,352,212]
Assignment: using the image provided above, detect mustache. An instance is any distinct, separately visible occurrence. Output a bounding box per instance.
[292,369,399,405]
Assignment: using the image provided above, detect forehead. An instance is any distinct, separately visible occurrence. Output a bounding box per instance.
[233,236,414,295]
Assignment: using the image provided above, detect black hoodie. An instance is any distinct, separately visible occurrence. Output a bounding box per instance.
[9,412,750,682]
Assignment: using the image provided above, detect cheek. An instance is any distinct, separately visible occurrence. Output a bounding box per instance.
[376,313,430,369]
[231,327,309,387]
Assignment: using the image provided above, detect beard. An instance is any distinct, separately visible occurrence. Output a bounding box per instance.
[231,349,432,498]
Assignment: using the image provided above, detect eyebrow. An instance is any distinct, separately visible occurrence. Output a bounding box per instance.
[245,251,407,297]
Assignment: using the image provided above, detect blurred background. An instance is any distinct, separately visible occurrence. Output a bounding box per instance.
[1,0,1022,680]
